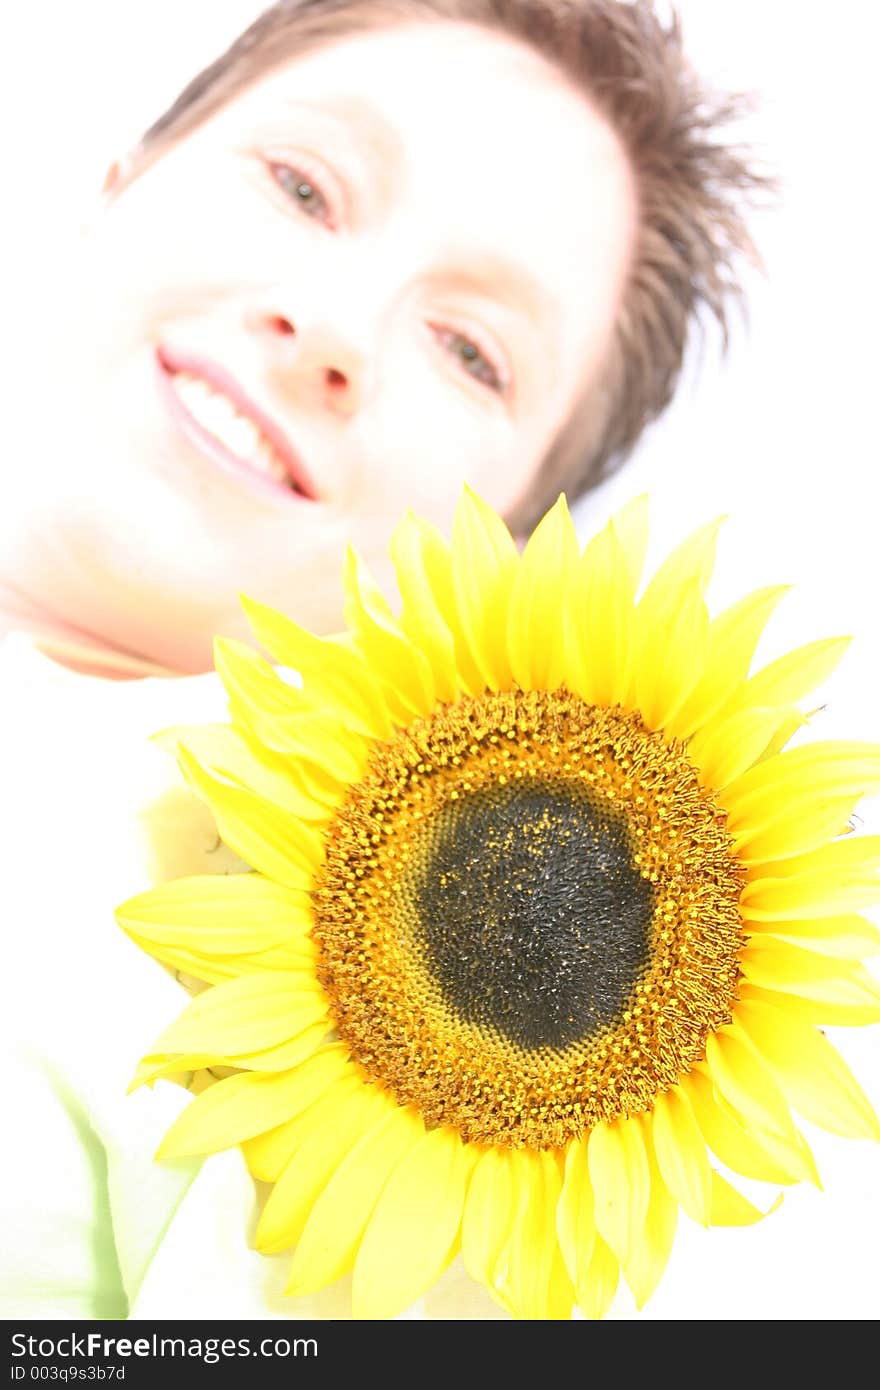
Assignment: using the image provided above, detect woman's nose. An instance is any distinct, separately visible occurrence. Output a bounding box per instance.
[249,309,367,419]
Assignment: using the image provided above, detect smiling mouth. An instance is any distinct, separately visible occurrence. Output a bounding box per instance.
[156,345,318,501]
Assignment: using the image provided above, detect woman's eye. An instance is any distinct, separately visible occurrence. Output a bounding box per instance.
[433,327,505,394]
[268,161,332,225]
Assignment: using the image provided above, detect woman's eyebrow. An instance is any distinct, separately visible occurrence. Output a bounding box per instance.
[442,256,559,333]
[279,94,403,204]
[317,95,404,161]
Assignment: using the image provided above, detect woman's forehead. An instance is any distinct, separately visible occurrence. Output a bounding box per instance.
[206,20,637,369]
[230,20,628,187]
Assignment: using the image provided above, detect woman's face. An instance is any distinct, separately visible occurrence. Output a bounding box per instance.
[37,20,636,671]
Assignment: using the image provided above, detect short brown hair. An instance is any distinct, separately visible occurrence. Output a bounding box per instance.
[132,0,767,531]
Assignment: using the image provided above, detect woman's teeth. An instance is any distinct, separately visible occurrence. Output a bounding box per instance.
[171,372,293,486]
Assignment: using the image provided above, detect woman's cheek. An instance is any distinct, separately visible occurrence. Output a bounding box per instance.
[369,357,521,518]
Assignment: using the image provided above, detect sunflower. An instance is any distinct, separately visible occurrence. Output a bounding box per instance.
[117,489,880,1320]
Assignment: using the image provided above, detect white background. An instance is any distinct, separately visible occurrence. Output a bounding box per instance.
[2,1,879,1321]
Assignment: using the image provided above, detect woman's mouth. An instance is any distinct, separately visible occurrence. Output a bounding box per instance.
[155,345,318,502]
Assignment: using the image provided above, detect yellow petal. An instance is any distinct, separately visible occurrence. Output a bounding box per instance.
[747,834,880,881]
[156,1045,351,1157]
[739,941,880,1010]
[649,1085,712,1226]
[555,1140,596,1293]
[239,595,394,740]
[117,872,312,956]
[634,576,709,732]
[153,722,336,820]
[704,1027,800,1142]
[150,971,327,1059]
[177,748,325,891]
[623,1113,678,1309]
[586,1122,627,1262]
[399,512,485,695]
[213,635,303,721]
[128,1055,200,1091]
[124,932,318,988]
[740,838,880,919]
[587,1117,650,1264]
[546,1237,578,1319]
[724,740,880,805]
[743,914,880,959]
[740,878,880,920]
[709,1171,783,1226]
[738,980,880,1028]
[611,493,650,590]
[461,1146,516,1296]
[214,638,367,786]
[284,1104,424,1296]
[503,1151,574,1320]
[389,511,460,703]
[253,710,370,788]
[627,514,722,721]
[507,494,579,691]
[449,485,518,690]
[570,517,637,707]
[732,795,860,865]
[735,997,880,1139]
[242,1072,365,1181]
[575,1234,619,1320]
[753,708,811,764]
[734,636,851,711]
[239,1075,350,1181]
[229,1019,329,1070]
[673,585,791,738]
[138,1016,329,1083]
[342,546,436,720]
[255,1082,388,1253]
[351,1125,472,1318]
[242,1124,298,1183]
[636,516,723,616]
[213,649,356,794]
[688,704,802,792]
[683,1066,818,1186]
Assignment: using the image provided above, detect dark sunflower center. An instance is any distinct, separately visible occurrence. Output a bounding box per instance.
[406,778,654,1050]
[312,689,745,1148]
